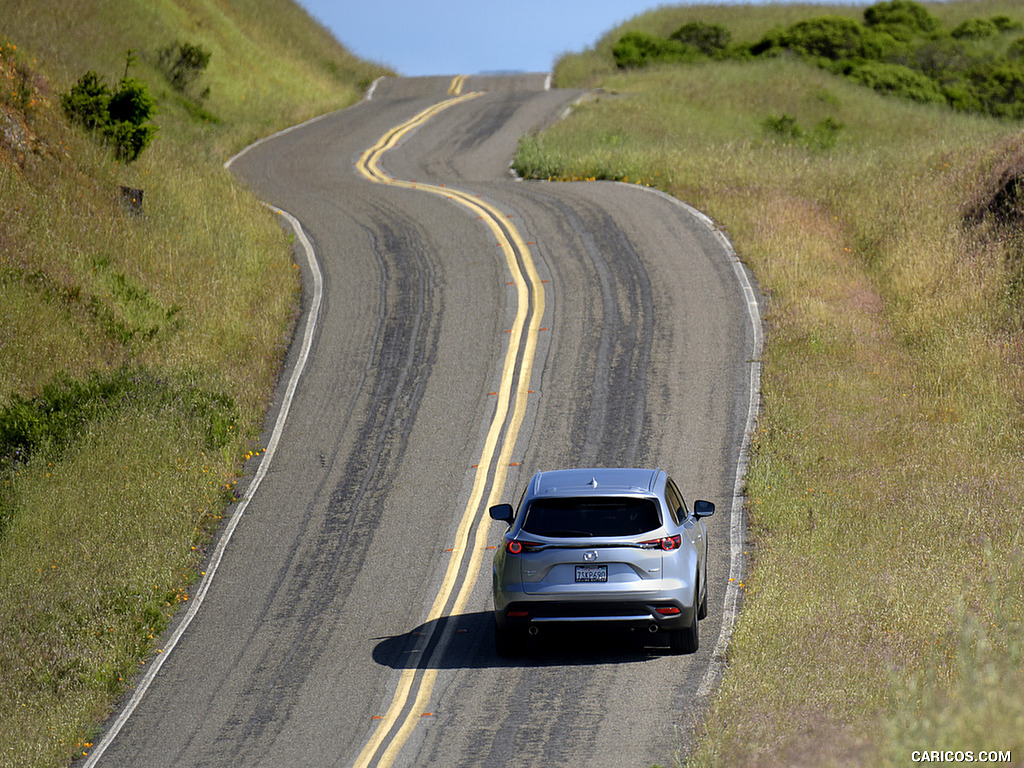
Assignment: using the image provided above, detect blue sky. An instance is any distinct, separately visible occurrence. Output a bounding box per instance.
[296,0,848,77]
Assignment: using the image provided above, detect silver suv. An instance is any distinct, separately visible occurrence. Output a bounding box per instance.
[489,467,714,656]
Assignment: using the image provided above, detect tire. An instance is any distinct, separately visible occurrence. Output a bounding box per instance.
[668,610,699,654]
[494,619,526,658]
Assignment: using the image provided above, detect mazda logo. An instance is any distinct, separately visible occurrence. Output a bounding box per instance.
[583,550,598,562]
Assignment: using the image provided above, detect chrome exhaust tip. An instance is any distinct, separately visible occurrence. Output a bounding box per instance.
[648,623,660,633]
[528,625,539,636]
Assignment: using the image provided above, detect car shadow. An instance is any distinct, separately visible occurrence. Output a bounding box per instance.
[371,610,676,670]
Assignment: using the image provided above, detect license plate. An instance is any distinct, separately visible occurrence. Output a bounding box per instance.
[575,565,608,583]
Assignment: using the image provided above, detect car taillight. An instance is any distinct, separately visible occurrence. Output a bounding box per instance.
[506,539,542,554]
[640,535,681,551]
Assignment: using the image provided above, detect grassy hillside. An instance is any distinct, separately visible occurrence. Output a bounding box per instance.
[0,2,389,765]
[529,1,1024,765]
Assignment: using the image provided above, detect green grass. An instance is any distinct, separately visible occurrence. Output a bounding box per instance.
[531,2,1024,764]
[0,2,390,765]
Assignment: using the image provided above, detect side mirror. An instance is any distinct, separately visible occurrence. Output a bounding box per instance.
[489,503,514,523]
[693,499,715,518]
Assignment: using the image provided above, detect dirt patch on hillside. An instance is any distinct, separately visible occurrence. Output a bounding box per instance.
[963,135,1024,233]
[0,50,53,171]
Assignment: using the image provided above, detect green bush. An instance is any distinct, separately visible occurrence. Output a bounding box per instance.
[909,37,977,79]
[863,0,940,35]
[761,114,844,151]
[608,6,1024,121]
[941,79,984,113]
[776,16,881,61]
[107,77,155,125]
[612,31,697,69]
[992,16,1023,34]
[58,70,109,130]
[840,60,947,104]
[670,22,732,57]
[0,367,236,470]
[157,40,211,98]
[60,71,156,162]
[968,60,1024,118]
[762,113,803,142]
[952,18,999,40]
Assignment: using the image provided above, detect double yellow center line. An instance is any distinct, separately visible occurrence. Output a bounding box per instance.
[447,74,468,95]
[353,87,545,767]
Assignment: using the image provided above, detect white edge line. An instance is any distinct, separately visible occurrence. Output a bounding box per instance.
[365,76,385,101]
[630,185,763,698]
[225,77,385,169]
[224,113,336,170]
[224,75,386,170]
[83,207,323,767]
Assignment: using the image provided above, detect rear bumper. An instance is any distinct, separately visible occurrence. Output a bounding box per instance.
[495,599,694,631]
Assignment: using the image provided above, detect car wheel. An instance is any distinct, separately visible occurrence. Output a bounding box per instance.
[668,611,699,654]
[494,619,526,658]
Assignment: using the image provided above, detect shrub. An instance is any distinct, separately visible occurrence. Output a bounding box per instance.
[811,117,845,150]
[968,61,1024,119]
[762,113,803,142]
[952,18,999,41]
[760,114,844,151]
[910,38,977,79]
[612,31,697,69]
[0,366,236,535]
[992,16,1023,34]
[840,60,946,104]
[157,40,211,98]
[670,22,732,57]
[107,77,155,126]
[60,70,157,162]
[0,367,236,471]
[863,0,939,35]
[104,117,157,163]
[749,27,786,57]
[59,70,109,130]
[941,79,984,113]
[775,16,890,62]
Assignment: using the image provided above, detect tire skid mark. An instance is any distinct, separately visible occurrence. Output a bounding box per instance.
[352,93,545,768]
[214,210,443,761]
[510,190,655,468]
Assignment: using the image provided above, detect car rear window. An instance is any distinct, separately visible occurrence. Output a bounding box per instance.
[520,496,661,537]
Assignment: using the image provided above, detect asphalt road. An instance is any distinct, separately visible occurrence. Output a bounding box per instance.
[86,74,760,768]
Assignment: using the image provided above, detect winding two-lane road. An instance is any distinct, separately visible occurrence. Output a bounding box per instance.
[86,74,760,768]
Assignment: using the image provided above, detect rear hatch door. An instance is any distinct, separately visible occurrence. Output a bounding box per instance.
[520,542,663,595]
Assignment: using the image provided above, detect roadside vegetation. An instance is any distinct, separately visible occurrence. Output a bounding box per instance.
[0,1,389,765]
[528,1,1024,764]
